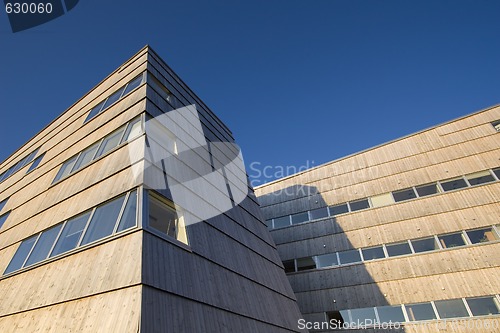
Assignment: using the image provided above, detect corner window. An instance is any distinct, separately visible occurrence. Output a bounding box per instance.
[392,188,417,202]
[438,233,466,249]
[405,302,437,321]
[148,193,188,244]
[466,296,500,316]
[466,228,499,244]
[440,177,468,191]
[434,299,469,319]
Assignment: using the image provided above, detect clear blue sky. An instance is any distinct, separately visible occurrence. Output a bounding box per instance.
[1,0,499,185]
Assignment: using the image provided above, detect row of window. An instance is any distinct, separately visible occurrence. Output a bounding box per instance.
[0,148,45,184]
[84,73,146,124]
[267,167,500,230]
[326,294,500,327]
[283,225,500,273]
[3,189,138,276]
[53,116,142,184]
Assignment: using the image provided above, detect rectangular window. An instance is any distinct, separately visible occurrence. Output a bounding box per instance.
[81,195,126,246]
[493,167,500,180]
[3,235,38,275]
[466,296,500,316]
[26,153,45,173]
[0,198,8,212]
[465,170,495,186]
[309,207,329,220]
[50,212,91,257]
[148,193,187,243]
[72,143,100,172]
[362,246,385,261]
[121,117,142,143]
[440,177,468,191]
[415,183,439,197]
[282,260,295,273]
[296,257,316,271]
[434,299,469,319]
[405,302,437,321]
[376,305,405,323]
[392,188,417,202]
[116,190,138,232]
[349,199,370,212]
[291,212,309,224]
[338,249,361,265]
[273,216,290,228]
[53,156,78,183]
[438,233,466,249]
[122,74,143,96]
[466,228,499,244]
[348,307,377,325]
[100,87,125,111]
[411,237,440,253]
[329,203,349,216]
[386,242,412,257]
[95,127,125,158]
[326,311,346,325]
[85,100,106,123]
[316,253,338,268]
[0,212,10,229]
[24,224,62,267]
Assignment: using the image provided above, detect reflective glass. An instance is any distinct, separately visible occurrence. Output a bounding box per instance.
[392,188,417,202]
[122,75,143,95]
[283,260,295,273]
[405,302,436,321]
[329,203,349,216]
[0,198,8,212]
[362,246,385,261]
[24,225,62,266]
[81,196,126,245]
[434,299,469,319]
[4,235,37,274]
[376,305,405,323]
[101,87,125,110]
[310,207,329,220]
[349,199,370,212]
[411,237,439,253]
[440,178,468,191]
[316,253,338,268]
[72,143,99,172]
[493,168,500,180]
[338,249,361,264]
[349,307,376,325]
[466,296,500,316]
[85,100,106,122]
[291,212,309,224]
[296,257,316,271]
[50,212,91,257]
[122,117,142,143]
[116,191,137,232]
[466,228,498,244]
[386,242,412,257]
[415,183,439,197]
[273,216,290,228]
[438,233,466,248]
[466,171,495,186]
[0,212,10,229]
[95,128,125,158]
[27,154,44,173]
[53,156,77,183]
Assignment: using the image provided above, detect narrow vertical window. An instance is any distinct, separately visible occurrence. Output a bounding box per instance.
[4,235,38,274]
[50,212,91,257]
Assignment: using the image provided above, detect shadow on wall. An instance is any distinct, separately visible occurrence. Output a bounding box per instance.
[258,185,405,333]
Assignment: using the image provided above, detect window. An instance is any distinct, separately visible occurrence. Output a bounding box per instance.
[122,75,143,95]
[24,224,62,267]
[434,299,469,319]
[438,233,466,249]
[309,207,329,220]
[411,237,440,253]
[94,127,125,158]
[81,196,126,246]
[493,167,500,180]
[26,153,45,173]
[491,120,500,132]
[415,183,439,197]
[273,216,290,228]
[465,171,495,186]
[0,198,8,212]
[3,235,38,274]
[116,191,138,232]
[370,193,394,208]
[386,242,412,257]
[405,302,437,321]
[283,260,295,273]
[50,212,91,257]
[0,147,39,183]
[392,188,417,202]
[53,156,78,183]
[148,193,187,244]
[326,311,346,325]
[291,212,309,224]
[362,246,385,261]
[376,305,405,323]
[101,87,125,111]
[466,296,500,316]
[0,212,10,229]
[440,177,468,191]
[316,253,338,268]
[348,307,377,325]
[338,249,361,265]
[329,203,349,216]
[466,228,499,244]
[121,117,142,143]
[296,257,316,271]
[72,143,100,172]
[349,199,370,212]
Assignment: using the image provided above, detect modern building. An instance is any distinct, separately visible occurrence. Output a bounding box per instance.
[255,106,500,332]
[0,46,304,332]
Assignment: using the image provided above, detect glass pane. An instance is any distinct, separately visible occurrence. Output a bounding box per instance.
[466,228,498,244]
[338,249,361,264]
[0,171,7,182]
[405,302,437,321]
[283,260,295,273]
[53,156,78,183]
[122,75,143,95]
[440,178,468,191]
[0,198,8,212]
[349,199,370,212]
[326,311,347,325]
[386,242,412,257]
[85,100,106,123]
[4,235,38,274]
[95,127,125,158]
[149,195,178,238]
[434,299,469,319]
[362,246,385,261]
[392,188,417,202]
[116,191,137,232]
[411,237,439,253]
[72,143,99,172]
[291,212,309,224]
[329,203,349,216]
[466,296,500,316]
[101,87,125,110]
[466,171,495,186]
[296,257,316,271]
[349,307,376,324]
[493,168,500,180]
[438,233,466,249]
[316,253,338,268]
[122,117,142,143]
[416,183,439,197]
[81,196,126,245]
[50,212,91,257]
[27,154,44,173]
[0,212,9,229]
[376,305,405,323]
[273,216,290,228]
[310,207,329,220]
[24,224,62,267]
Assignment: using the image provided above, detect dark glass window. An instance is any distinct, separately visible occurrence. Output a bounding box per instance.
[283,260,295,273]
[362,246,385,261]
[466,296,500,316]
[349,307,376,325]
[493,168,500,180]
[326,311,346,325]
[291,212,309,224]
[415,183,439,197]
[438,233,466,249]
[411,237,439,253]
[50,212,91,257]
[0,212,9,229]
[434,299,469,319]
[72,143,99,172]
[466,228,498,244]
[310,207,329,220]
[85,100,106,122]
[122,75,143,95]
[101,87,125,110]
[329,203,349,216]
[349,199,370,212]
[316,253,338,268]
[116,190,138,232]
[24,225,62,267]
[273,216,290,228]
[405,302,437,321]
[27,153,45,173]
[466,171,495,186]
[386,242,412,257]
[53,156,78,183]
[0,198,8,212]
[376,305,405,323]
[4,235,38,274]
[81,196,126,245]
[338,249,361,264]
[296,257,316,271]
[392,188,417,202]
[440,177,468,191]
